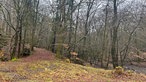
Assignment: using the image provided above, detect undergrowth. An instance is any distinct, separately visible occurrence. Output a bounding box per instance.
[0,59,146,82]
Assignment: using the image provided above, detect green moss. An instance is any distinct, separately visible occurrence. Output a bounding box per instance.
[11,58,18,61]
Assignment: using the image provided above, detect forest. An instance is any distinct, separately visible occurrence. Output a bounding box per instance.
[0,0,146,81]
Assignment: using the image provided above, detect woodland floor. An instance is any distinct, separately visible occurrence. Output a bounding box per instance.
[0,48,146,82]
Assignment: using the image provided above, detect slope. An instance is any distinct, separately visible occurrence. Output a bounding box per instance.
[0,48,146,82]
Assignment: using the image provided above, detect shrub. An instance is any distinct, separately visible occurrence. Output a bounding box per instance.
[114,66,124,75]
[22,48,31,57]
[0,34,8,49]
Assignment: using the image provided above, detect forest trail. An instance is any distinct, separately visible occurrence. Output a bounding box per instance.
[0,48,55,82]
[20,48,55,62]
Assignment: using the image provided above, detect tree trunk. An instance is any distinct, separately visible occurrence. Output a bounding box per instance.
[111,0,119,68]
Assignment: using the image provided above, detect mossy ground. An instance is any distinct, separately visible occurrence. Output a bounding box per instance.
[0,48,146,82]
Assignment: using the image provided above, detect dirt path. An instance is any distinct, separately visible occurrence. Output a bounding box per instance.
[20,48,55,62]
[0,48,55,82]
